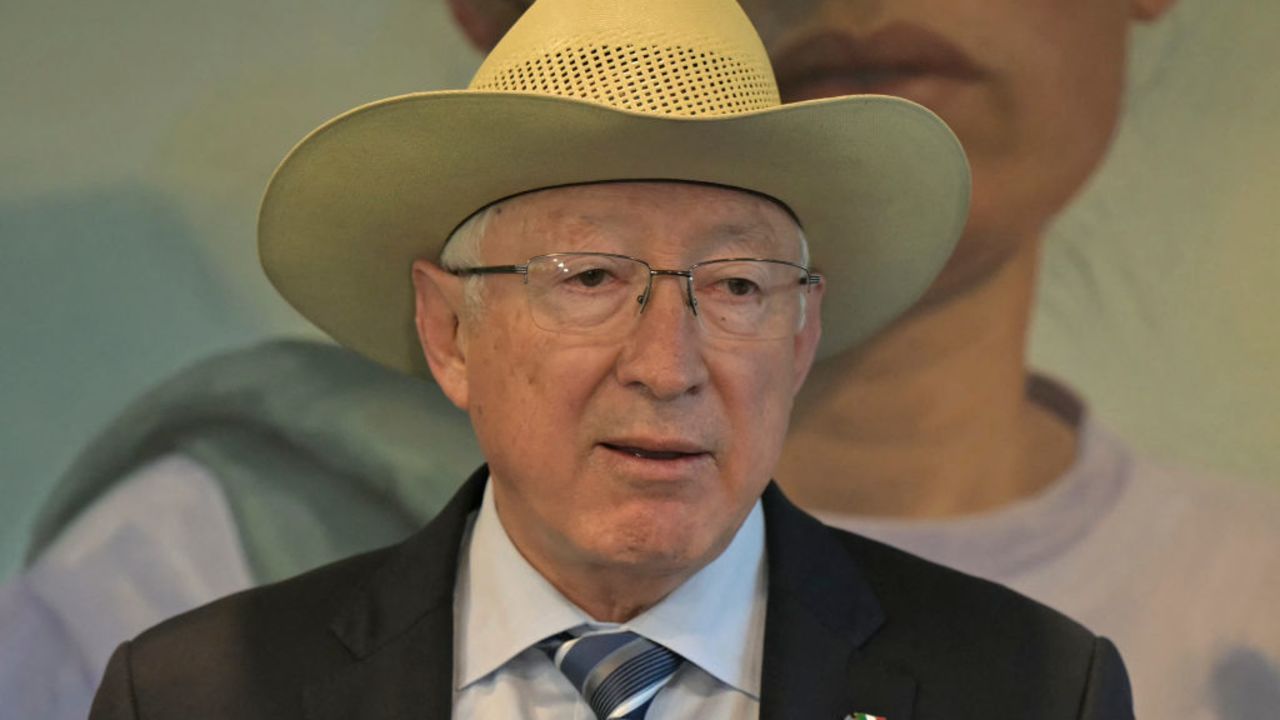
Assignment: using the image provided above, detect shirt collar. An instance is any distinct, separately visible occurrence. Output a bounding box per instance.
[455,477,767,698]
[455,478,590,690]
[627,497,767,697]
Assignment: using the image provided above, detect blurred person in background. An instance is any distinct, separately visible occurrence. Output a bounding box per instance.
[2,0,1276,718]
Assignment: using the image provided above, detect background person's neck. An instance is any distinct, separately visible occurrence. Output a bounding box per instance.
[776,239,1078,518]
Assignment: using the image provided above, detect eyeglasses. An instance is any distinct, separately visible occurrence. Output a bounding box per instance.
[448,252,822,341]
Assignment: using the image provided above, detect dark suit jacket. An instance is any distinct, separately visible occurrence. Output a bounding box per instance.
[89,468,1134,719]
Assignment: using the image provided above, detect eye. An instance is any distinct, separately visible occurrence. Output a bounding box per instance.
[571,267,611,288]
[721,277,761,296]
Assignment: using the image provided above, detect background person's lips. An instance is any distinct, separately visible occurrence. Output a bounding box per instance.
[773,22,984,105]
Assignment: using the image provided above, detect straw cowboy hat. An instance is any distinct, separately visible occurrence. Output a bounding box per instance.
[259,0,970,377]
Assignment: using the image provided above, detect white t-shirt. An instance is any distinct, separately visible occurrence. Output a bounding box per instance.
[816,418,1280,719]
[0,455,253,720]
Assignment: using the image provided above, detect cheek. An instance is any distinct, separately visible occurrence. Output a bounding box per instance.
[469,337,616,468]
[924,0,1131,291]
[466,326,553,466]
[1012,2,1129,134]
[714,348,800,477]
[963,0,1130,126]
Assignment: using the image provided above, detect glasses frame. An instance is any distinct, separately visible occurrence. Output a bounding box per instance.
[448,252,822,323]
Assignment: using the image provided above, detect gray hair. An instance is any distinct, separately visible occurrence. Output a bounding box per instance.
[439,200,505,317]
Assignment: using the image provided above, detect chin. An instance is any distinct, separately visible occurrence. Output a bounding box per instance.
[913,232,1024,306]
[602,546,698,575]
[589,515,719,574]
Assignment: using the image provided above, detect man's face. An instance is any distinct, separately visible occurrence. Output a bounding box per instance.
[745,0,1173,297]
[416,182,822,582]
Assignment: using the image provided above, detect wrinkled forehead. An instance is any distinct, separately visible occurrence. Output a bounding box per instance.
[481,181,806,262]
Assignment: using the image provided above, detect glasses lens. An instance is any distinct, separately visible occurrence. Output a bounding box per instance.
[692,260,807,339]
[525,254,646,334]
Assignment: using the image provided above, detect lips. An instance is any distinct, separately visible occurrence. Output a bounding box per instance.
[773,22,983,105]
[600,438,710,462]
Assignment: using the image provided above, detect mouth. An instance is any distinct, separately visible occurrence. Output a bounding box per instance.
[600,441,709,462]
[773,22,983,105]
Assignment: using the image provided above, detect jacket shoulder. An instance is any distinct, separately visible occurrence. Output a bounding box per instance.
[105,545,396,719]
[839,528,1089,633]
[92,469,488,720]
[833,528,1131,717]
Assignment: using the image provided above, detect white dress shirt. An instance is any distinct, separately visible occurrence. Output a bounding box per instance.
[453,478,767,718]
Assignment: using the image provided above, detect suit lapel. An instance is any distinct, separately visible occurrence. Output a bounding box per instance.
[758,484,917,720]
[303,467,490,720]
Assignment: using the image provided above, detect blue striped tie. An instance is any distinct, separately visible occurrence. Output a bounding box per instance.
[542,629,684,719]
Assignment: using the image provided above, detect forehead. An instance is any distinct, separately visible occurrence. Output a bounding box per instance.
[483,182,803,260]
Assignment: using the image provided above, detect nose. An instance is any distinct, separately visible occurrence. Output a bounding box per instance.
[614,274,709,401]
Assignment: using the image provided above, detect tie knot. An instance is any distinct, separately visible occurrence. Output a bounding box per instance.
[541,628,684,720]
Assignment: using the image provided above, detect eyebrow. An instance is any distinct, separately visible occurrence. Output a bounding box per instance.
[554,215,795,258]
[704,222,774,241]
[575,216,780,239]
[700,222,795,256]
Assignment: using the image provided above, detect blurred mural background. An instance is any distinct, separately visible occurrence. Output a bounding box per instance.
[1,0,1277,583]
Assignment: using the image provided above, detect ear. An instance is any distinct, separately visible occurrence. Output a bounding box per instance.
[1132,0,1175,22]
[790,280,825,394]
[412,259,471,410]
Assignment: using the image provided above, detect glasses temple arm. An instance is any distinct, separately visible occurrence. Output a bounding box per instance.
[447,265,528,277]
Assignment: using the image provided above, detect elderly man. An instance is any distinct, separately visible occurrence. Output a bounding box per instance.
[89,0,1130,717]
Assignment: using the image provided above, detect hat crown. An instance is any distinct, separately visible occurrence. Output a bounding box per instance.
[469,0,781,117]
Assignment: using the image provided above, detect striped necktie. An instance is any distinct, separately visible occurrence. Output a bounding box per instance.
[541,628,684,719]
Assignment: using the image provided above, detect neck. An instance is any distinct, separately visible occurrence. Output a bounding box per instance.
[543,570,681,623]
[777,239,1078,518]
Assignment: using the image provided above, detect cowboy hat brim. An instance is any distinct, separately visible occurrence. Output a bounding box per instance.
[259,90,969,377]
